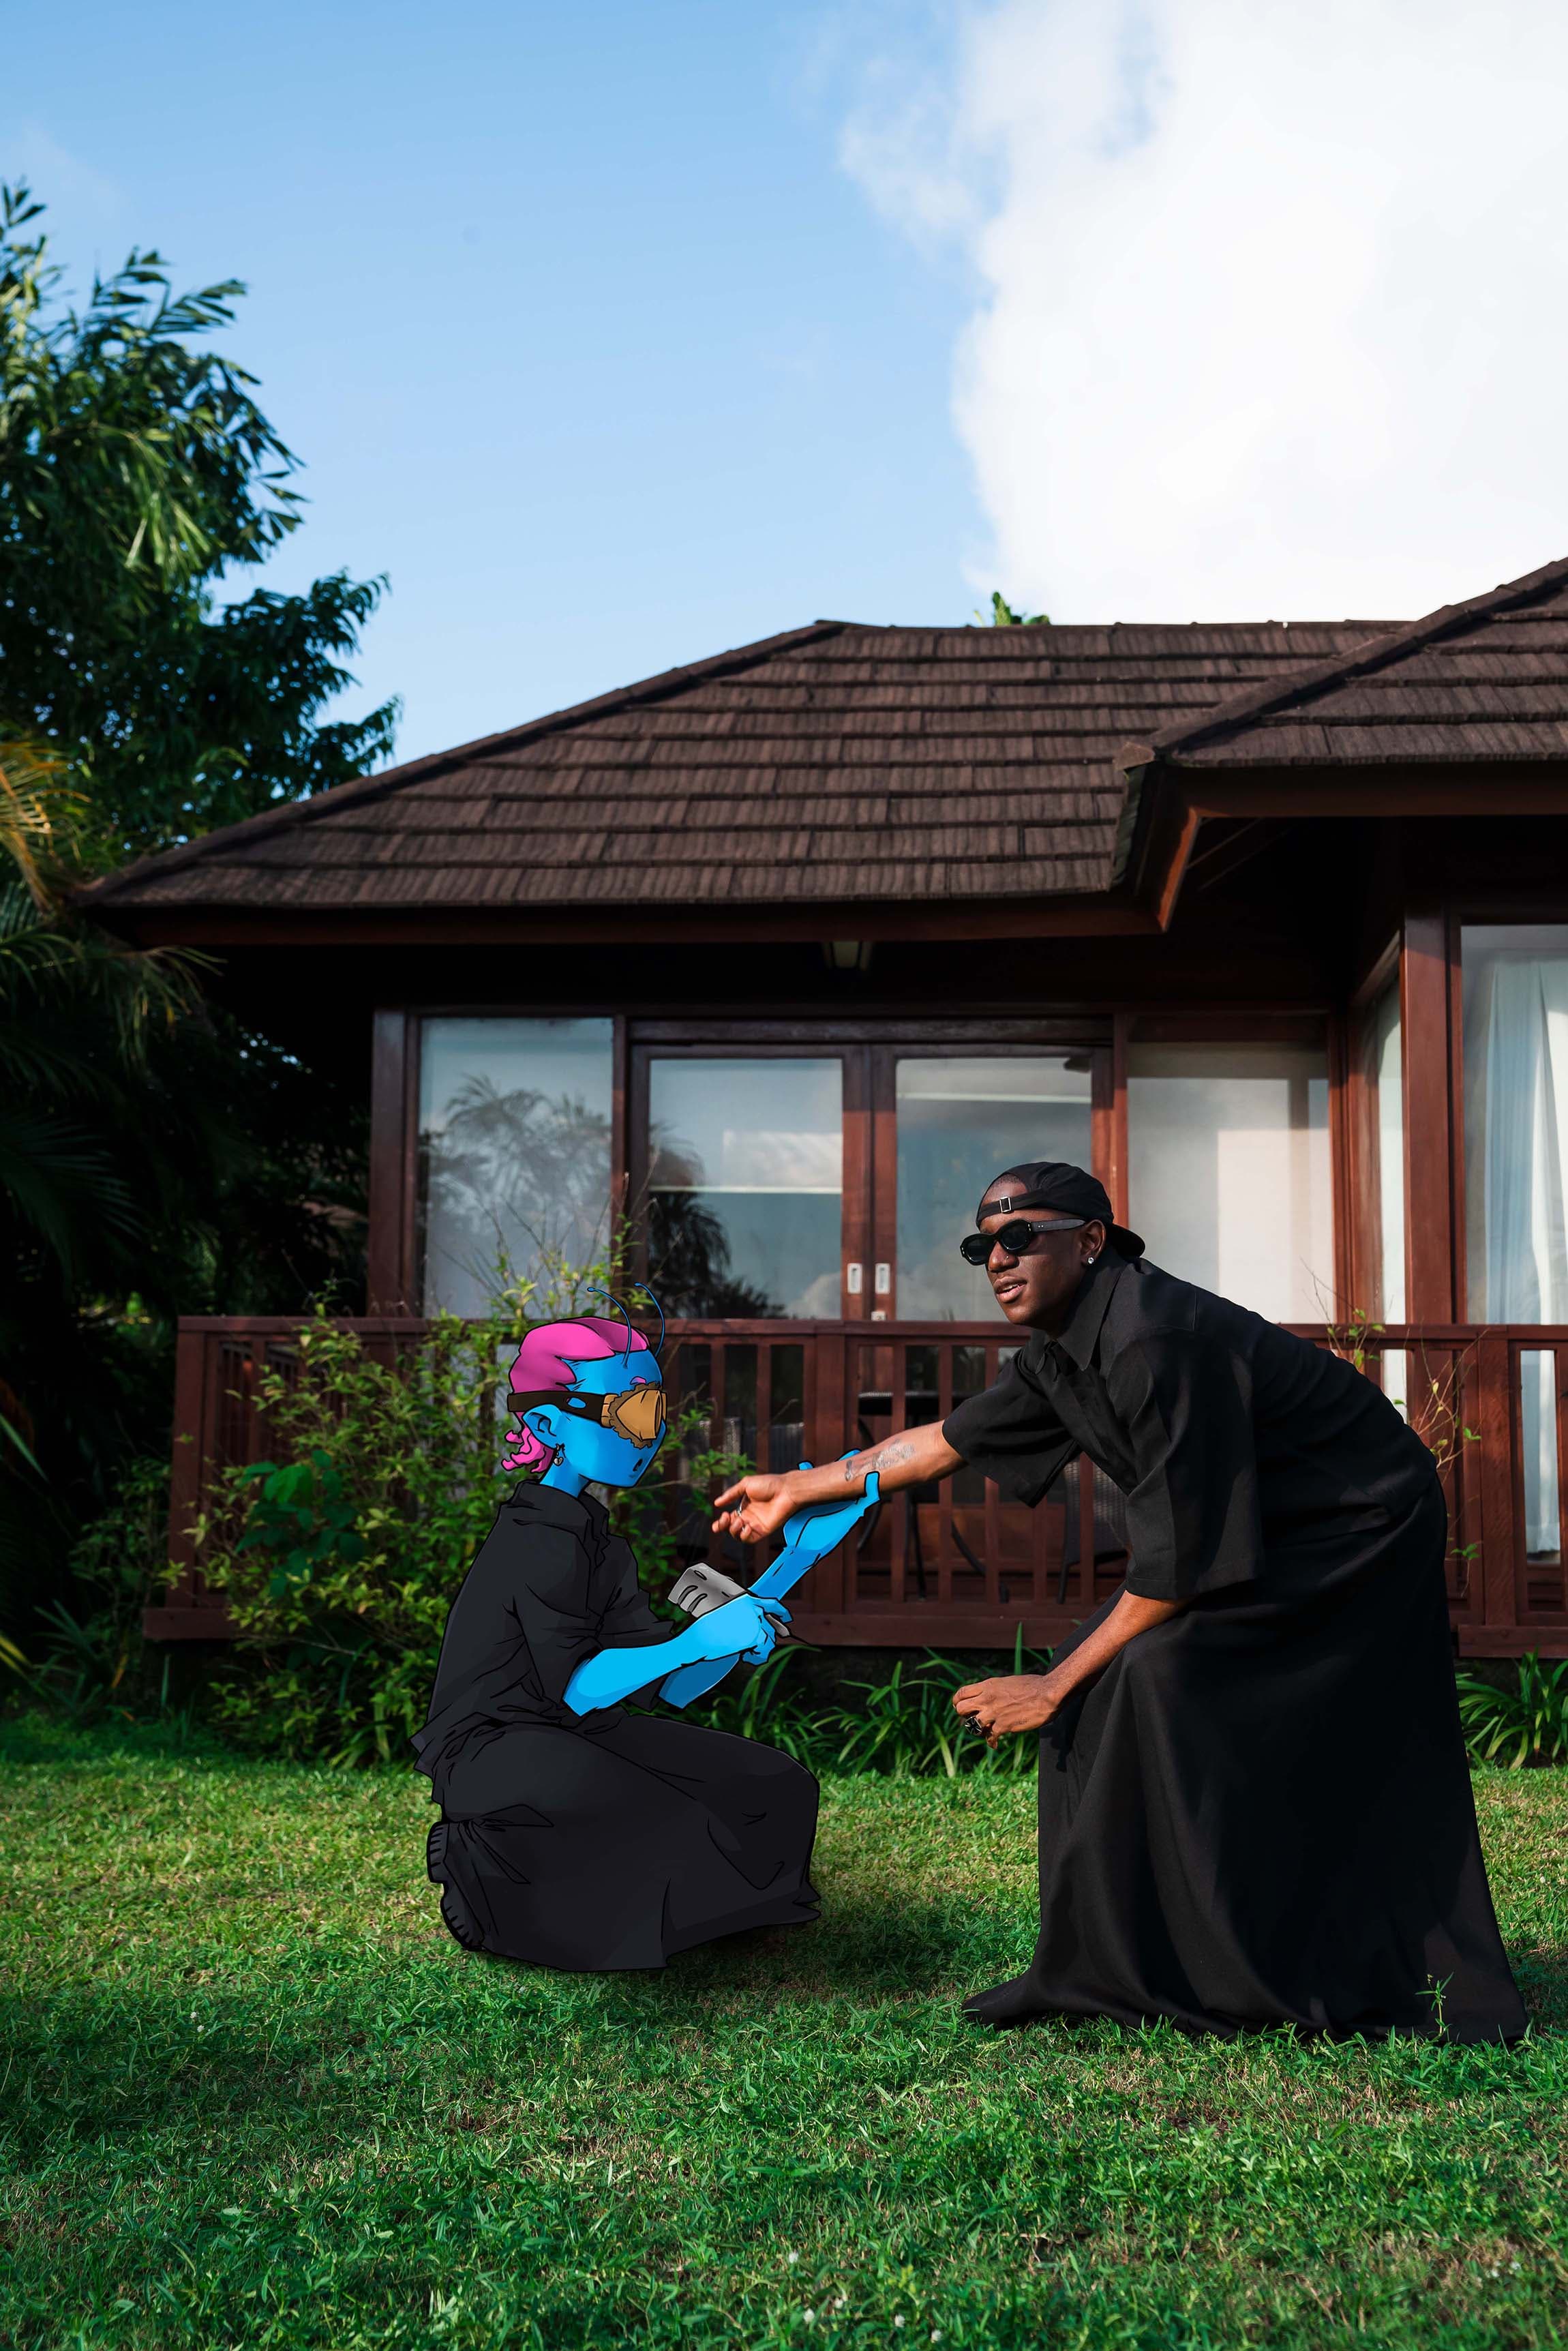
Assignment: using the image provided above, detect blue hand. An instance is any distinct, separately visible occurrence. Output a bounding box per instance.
[753,1468,882,1600]
[659,1465,881,1709]
[682,1591,791,1664]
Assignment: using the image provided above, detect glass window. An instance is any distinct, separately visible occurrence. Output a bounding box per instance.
[1462,925,1568,1323]
[896,1056,1094,1319]
[648,1058,843,1318]
[1128,1043,1333,1321]
[1363,980,1405,1320]
[1463,925,1568,1562]
[418,1017,614,1314]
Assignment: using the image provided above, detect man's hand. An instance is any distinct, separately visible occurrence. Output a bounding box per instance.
[712,1472,802,1546]
[953,1589,1184,1748]
[952,1673,1063,1747]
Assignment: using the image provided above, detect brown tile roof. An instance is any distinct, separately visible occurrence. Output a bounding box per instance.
[87,616,1391,922]
[1130,554,1568,771]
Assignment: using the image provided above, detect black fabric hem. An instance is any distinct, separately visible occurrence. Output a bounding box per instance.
[961,1977,1526,2046]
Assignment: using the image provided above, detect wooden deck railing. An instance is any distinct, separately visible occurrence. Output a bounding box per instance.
[149,1317,1568,1656]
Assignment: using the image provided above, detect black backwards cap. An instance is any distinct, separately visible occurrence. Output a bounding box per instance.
[974,1160,1145,1263]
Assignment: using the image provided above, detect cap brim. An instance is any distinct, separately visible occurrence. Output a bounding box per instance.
[1109,1223,1145,1261]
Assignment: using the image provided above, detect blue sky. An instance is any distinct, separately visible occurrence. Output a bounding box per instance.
[5,1,976,764]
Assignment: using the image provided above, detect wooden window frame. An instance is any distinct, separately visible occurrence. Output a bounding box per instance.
[1344,936,1404,1323]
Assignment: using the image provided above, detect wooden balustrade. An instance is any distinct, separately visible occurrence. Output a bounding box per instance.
[149,1317,1568,1656]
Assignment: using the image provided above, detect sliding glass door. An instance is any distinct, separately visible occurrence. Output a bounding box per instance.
[890,1055,1095,1319]
[638,1052,853,1319]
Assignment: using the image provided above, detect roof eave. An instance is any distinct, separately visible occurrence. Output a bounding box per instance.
[86,889,1164,953]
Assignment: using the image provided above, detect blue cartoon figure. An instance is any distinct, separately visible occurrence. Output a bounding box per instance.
[414,1300,871,1971]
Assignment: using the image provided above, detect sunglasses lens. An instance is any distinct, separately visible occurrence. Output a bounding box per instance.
[961,1221,1048,1264]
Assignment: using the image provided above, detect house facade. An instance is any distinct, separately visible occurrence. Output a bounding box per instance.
[88,558,1568,1658]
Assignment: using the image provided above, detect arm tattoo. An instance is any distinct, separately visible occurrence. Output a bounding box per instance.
[843,1437,918,1484]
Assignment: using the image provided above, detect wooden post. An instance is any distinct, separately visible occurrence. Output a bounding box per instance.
[1095,1016,1130,1224]
[1475,1336,1518,1641]
[1400,915,1457,1323]
[367,1010,413,1311]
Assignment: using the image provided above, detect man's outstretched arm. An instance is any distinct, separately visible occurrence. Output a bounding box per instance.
[712,1421,962,1546]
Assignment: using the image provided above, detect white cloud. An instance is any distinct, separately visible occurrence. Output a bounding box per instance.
[837,0,1568,621]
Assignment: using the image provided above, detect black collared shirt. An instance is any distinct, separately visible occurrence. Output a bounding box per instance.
[942,1255,1436,1603]
[412,1482,673,1794]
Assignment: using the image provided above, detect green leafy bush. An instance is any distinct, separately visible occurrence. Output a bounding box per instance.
[1456,1652,1568,1768]
[704,1637,1052,1779]
[0,1454,183,1724]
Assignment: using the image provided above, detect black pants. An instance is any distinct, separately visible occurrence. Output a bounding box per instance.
[427,1713,820,1971]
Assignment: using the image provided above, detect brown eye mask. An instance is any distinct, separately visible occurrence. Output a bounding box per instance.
[509,1386,666,1444]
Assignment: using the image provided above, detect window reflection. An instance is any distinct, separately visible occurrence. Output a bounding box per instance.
[1361,983,1405,1320]
[648,1059,843,1319]
[896,1057,1093,1319]
[1462,925,1568,1562]
[1128,1043,1333,1321]
[418,1018,614,1314]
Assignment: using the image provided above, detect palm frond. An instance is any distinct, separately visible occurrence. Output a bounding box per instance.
[0,1109,138,1269]
[0,738,85,910]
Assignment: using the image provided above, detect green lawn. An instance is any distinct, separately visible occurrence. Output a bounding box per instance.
[1,1720,1565,2350]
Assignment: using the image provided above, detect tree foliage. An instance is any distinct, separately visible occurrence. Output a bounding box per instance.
[986,591,1050,626]
[0,188,393,1647]
[0,737,371,1639]
[0,183,397,857]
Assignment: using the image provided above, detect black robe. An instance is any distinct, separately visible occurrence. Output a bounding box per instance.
[944,1254,1525,2044]
[413,1482,819,1971]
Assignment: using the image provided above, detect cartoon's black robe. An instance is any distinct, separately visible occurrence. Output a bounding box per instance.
[945,1253,1526,2044]
[414,1481,819,1971]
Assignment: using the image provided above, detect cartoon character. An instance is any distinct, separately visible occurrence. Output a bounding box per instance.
[413,1302,826,1971]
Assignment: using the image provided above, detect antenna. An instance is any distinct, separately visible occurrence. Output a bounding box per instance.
[582,1283,665,1361]
[637,1283,667,1362]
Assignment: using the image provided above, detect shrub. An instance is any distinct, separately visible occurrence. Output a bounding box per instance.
[1456,1653,1568,1768]
[0,1455,179,1724]
[704,1636,1053,1779]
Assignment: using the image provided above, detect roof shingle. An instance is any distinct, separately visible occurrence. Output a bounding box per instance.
[88,616,1390,920]
[1143,556,1568,771]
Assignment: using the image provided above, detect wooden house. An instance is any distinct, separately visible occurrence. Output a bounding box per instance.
[87,555,1568,1658]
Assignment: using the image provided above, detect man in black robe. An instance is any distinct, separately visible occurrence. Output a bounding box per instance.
[714,1161,1524,2043]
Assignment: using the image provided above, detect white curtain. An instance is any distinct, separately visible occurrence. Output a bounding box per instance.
[1467,954,1568,1550]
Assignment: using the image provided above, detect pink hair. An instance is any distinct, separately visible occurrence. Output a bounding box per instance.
[502,1316,657,1475]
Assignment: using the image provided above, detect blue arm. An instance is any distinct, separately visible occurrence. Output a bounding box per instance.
[563,1591,791,1717]
[564,1638,691,1717]
[659,1468,881,1709]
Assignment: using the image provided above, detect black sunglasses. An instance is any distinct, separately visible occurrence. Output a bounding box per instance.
[959,1215,1086,1266]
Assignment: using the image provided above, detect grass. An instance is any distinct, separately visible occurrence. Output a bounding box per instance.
[1,1718,1565,2350]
